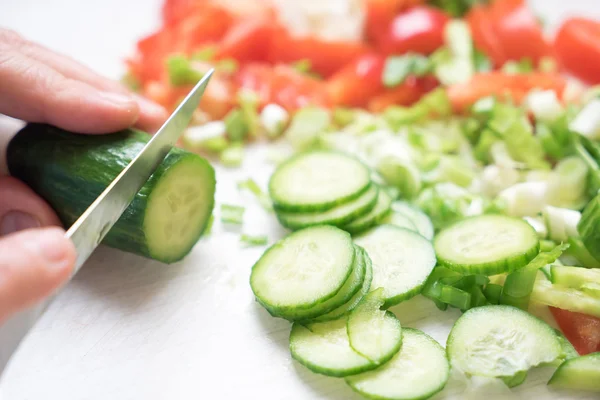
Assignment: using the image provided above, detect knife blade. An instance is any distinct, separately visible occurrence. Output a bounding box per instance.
[0,70,214,377]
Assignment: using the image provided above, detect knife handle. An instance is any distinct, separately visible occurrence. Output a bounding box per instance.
[0,301,46,379]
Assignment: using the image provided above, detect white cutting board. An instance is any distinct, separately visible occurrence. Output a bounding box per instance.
[1,1,600,399]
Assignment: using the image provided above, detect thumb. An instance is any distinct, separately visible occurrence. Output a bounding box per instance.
[0,227,76,324]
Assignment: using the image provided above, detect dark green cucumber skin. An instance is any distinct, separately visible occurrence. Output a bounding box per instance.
[579,194,600,262]
[7,123,215,263]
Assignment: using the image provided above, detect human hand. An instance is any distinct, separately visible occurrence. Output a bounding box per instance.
[0,28,168,323]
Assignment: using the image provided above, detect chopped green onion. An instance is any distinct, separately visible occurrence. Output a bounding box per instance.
[502,243,569,310]
[526,90,563,123]
[237,89,260,138]
[546,156,589,209]
[499,182,547,217]
[540,239,558,252]
[440,285,471,310]
[224,108,249,142]
[581,283,600,298]
[182,121,229,153]
[536,122,566,161]
[240,234,268,247]
[220,204,245,224]
[570,99,600,140]
[238,178,273,212]
[542,206,581,242]
[291,59,312,74]
[565,237,600,268]
[538,56,558,73]
[260,103,289,139]
[191,46,216,61]
[424,155,475,188]
[166,55,205,86]
[216,58,239,74]
[473,49,492,72]
[220,144,244,167]
[377,156,422,198]
[484,284,503,305]
[480,165,520,198]
[523,216,548,239]
[383,105,429,128]
[332,107,356,128]
[502,371,528,388]
[471,96,496,115]
[470,286,488,308]
[382,53,431,88]
[501,58,534,74]
[285,107,330,151]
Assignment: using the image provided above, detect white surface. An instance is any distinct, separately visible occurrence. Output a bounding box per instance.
[1,1,600,399]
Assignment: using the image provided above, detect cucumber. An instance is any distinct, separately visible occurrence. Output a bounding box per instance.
[447,305,562,378]
[293,246,367,321]
[345,328,449,400]
[531,279,600,318]
[347,288,402,363]
[555,329,579,362]
[390,201,434,240]
[313,248,373,322]
[269,151,371,212]
[434,215,540,275]
[343,189,393,234]
[551,265,600,290]
[548,353,600,392]
[289,314,402,377]
[250,226,355,320]
[7,123,216,263]
[276,185,378,230]
[355,225,437,308]
[382,212,418,233]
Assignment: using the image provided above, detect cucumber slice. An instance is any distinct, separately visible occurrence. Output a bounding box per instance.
[447,305,562,378]
[289,315,402,377]
[555,329,579,361]
[269,151,371,212]
[391,201,434,240]
[531,279,600,318]
[7,124,216,263]
[355,225,437,307]
[548,353,600,392]
[313,248,374,322]
[551,265,600,289]
[345,328,449,400]
[382,212,418,233]
[250,226,355,319]
[277,185,378,230]
[434,215,540,275]
[343,190,393,234]
[347,288,402,362]
[293,246,367,321]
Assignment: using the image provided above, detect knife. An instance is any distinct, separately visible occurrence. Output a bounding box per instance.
[0,70,214,377]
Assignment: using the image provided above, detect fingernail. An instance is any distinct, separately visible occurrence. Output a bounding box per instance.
[34,230,70,265]
[97,91,136,108]
[134,94,168,120]
[0,211,40,236]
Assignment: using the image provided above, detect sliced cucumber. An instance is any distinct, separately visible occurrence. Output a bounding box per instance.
[391,201,434,240]
[434,215,540,275]
[383,212,418,233]
[347,288,402,363]
[555,329,579,362]
[343,190,393,234]
[289,315,402,377]
[277,185,378,230]
[250,226,354,319]
[531,279,600,318]
[355,225,437,308]
[8,124,216,263]
[551,265,600,290]
[293,246,367,321]
[447,305,562,378]
[548,353,600,392]
[313,248,374,322]
[345,328,449,400]
[269,151,371,212]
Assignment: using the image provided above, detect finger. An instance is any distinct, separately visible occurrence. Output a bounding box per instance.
[4,29,168,133]
[0,176,62,236]
[0,227,75,324]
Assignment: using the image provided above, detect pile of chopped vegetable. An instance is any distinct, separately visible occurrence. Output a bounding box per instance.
[128,0,600,398]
